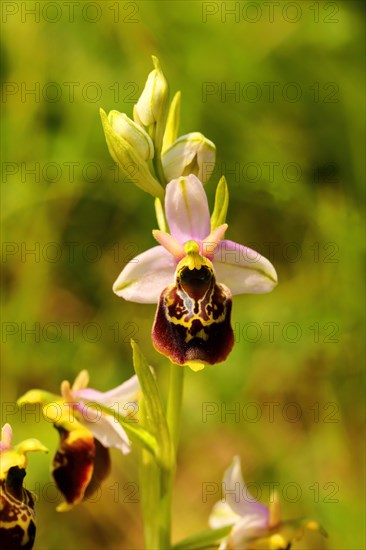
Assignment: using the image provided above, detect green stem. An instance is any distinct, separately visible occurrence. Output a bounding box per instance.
[158,363,185,549]
[167,363,185,451]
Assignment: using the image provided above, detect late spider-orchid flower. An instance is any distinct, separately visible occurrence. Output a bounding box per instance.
[17,372,140,510]
[210,456,327,550]
[113,174,277,370]
[0,424,47,549]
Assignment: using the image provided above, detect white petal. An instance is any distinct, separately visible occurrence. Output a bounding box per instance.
[81,412,131,454]
[209,500,240,529]
[213,240,278,294]
[221,456,269,522]
[113,246,176,304]
[165,175,211,242]
[76,375,140,410]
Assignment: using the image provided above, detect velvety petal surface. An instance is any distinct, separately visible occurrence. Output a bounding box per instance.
[165,175,211,242]
[213,240,278,294]
[113,246,176,303]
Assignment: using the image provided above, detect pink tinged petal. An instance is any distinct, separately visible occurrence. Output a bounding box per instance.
[0,423,13,450]
[113,245,176,304]
[201,223,228,258]
[152,230,185,259]
[213,240,278,294]
[76,375,140,409]
[165,175,211,242]
[222,456,269,524]
[81,412,131,454]
[231,514,269,546]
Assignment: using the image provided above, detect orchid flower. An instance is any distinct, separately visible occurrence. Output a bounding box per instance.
[0,423,48,549]
[162,132,216,183]
[113,174,277,370]
[17,371,140,510]
[210,456,326,550]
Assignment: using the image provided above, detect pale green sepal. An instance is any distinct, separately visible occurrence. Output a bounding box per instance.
[131,340,173,470]
[100,108,164,200]
[1,440,48,479]
[154,197,168,232]
[17,389,62,406]
[15,439,48,455]
[173,526,232,549]
[162,91,181,153]
[211,176,229,230]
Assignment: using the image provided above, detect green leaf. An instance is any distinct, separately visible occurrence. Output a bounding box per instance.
[210,176,229,230]
[131,340,173,470]
[139,398,160,549]
[173,526,232,549]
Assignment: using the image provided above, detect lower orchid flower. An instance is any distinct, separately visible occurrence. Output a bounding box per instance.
[17,371,140,511]
[209,456,327,550]
[113,174,277,370]
[0,424,48,549]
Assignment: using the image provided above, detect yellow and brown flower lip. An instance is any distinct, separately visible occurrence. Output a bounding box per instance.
[51,424,111,512]
[152,257,234,367]
[0,466,36,550]
[0,424,48,550]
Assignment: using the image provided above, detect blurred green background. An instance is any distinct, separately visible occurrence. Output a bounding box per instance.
[1,1,365,549]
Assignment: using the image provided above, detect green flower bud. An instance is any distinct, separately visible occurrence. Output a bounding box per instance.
[108,110,154,161]
[162,132,216,183]
[100,109,164,200]
[135,56,169,127]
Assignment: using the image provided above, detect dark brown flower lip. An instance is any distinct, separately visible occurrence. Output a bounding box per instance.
[152,278,234,366]
[52,426,95,508]
[51,425,111,510]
